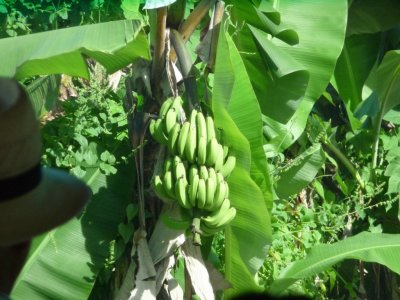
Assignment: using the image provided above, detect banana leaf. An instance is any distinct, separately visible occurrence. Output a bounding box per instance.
[269,232,400,295]
[262,0,347,150]
[275,143,325,199]
[0,19,149,80]
[347,0,400,36]
[25,75,61,118]
[228,1,307,125]
[370,50,400,120]
[212,26,273,297]
[12,156,135,299]
[333,33,381,131]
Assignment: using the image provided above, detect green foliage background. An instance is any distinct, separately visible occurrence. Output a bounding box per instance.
[1,0,400,299]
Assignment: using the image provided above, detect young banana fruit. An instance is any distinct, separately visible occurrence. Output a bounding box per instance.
[149,96,238,243]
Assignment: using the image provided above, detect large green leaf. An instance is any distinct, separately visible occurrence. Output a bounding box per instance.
[333,33,381,130]
[12,159,134,299]
[347,0,400,36]
[370,50,400,119]
[0,20,149,80]
[249,25,309,124]
[275,143,325,199]
[263,0,347,150]
[269,232,400,295]
[232,1,298,46]
[213,27,272,296]
[229,1,308,125]
[369,50,400,167]
[25,75,61,118]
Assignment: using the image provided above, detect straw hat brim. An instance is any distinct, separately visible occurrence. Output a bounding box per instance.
[0,168,90,246]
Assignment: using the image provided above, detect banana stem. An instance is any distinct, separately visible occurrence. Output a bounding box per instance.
[179,0,216,42]
[168,0,215,62]
[170,29,199,110]
[151,7,167,104]
[191,209,202,246]
[207,1,225,71]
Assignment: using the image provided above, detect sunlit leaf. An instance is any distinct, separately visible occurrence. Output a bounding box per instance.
[0,20,149,80]
[213,27,272,296]
[232,1,298,45]
[263,0,347,150]
[249,25,309,124]
[12,156,135,300]
[275,144,325,199]
[269,232,400,295]
[370,50,400,119]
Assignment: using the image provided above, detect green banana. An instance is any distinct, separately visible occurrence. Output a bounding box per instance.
[223,180,229,198]
[199,165,209,180]
[201,198,231,227]
[197,179,207,209]
[189,109,198,124]
[188,174,199,207]
[214,206,236,228]
[152,174,172,203]
[163,171,175,199]
[223,145,229,160]
[196,111,207,139]
[205,115,216,143]
[211,179,226,210]
[205,137,219,166]
[149,119,157,140]
[196,112,207,165]
[204,177,217,211]
[159,98,174,119]
[197,136,207,165]
[185,112,197,163]
[207,167,217,183]
[173,156,186,180]
[168,123,181,154]
[170,96,183,111]
[221,155,236,178]
[214,143,224,171]
[163,156,173,173]
[153,118,169,145]
[177,121,190,157]
[200,205,236,235]
[216,172,224,183]
[175,178,191,209]
[188,164,199,184]
[165,107,178,135]
[199,221,221,236]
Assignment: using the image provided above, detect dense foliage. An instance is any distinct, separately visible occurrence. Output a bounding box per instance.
[1,0,400,299]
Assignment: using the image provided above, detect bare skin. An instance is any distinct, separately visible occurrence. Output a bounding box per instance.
[0,241,31,294]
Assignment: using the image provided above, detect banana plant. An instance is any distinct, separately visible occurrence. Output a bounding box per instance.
[5,0,393,299]
[1,1,273,298]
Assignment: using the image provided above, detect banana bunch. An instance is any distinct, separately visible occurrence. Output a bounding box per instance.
[149,97,237,243]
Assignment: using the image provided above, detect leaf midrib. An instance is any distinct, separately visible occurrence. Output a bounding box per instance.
[283,242,400,278]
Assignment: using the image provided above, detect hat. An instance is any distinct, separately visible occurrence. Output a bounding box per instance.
[0,78,90,246]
